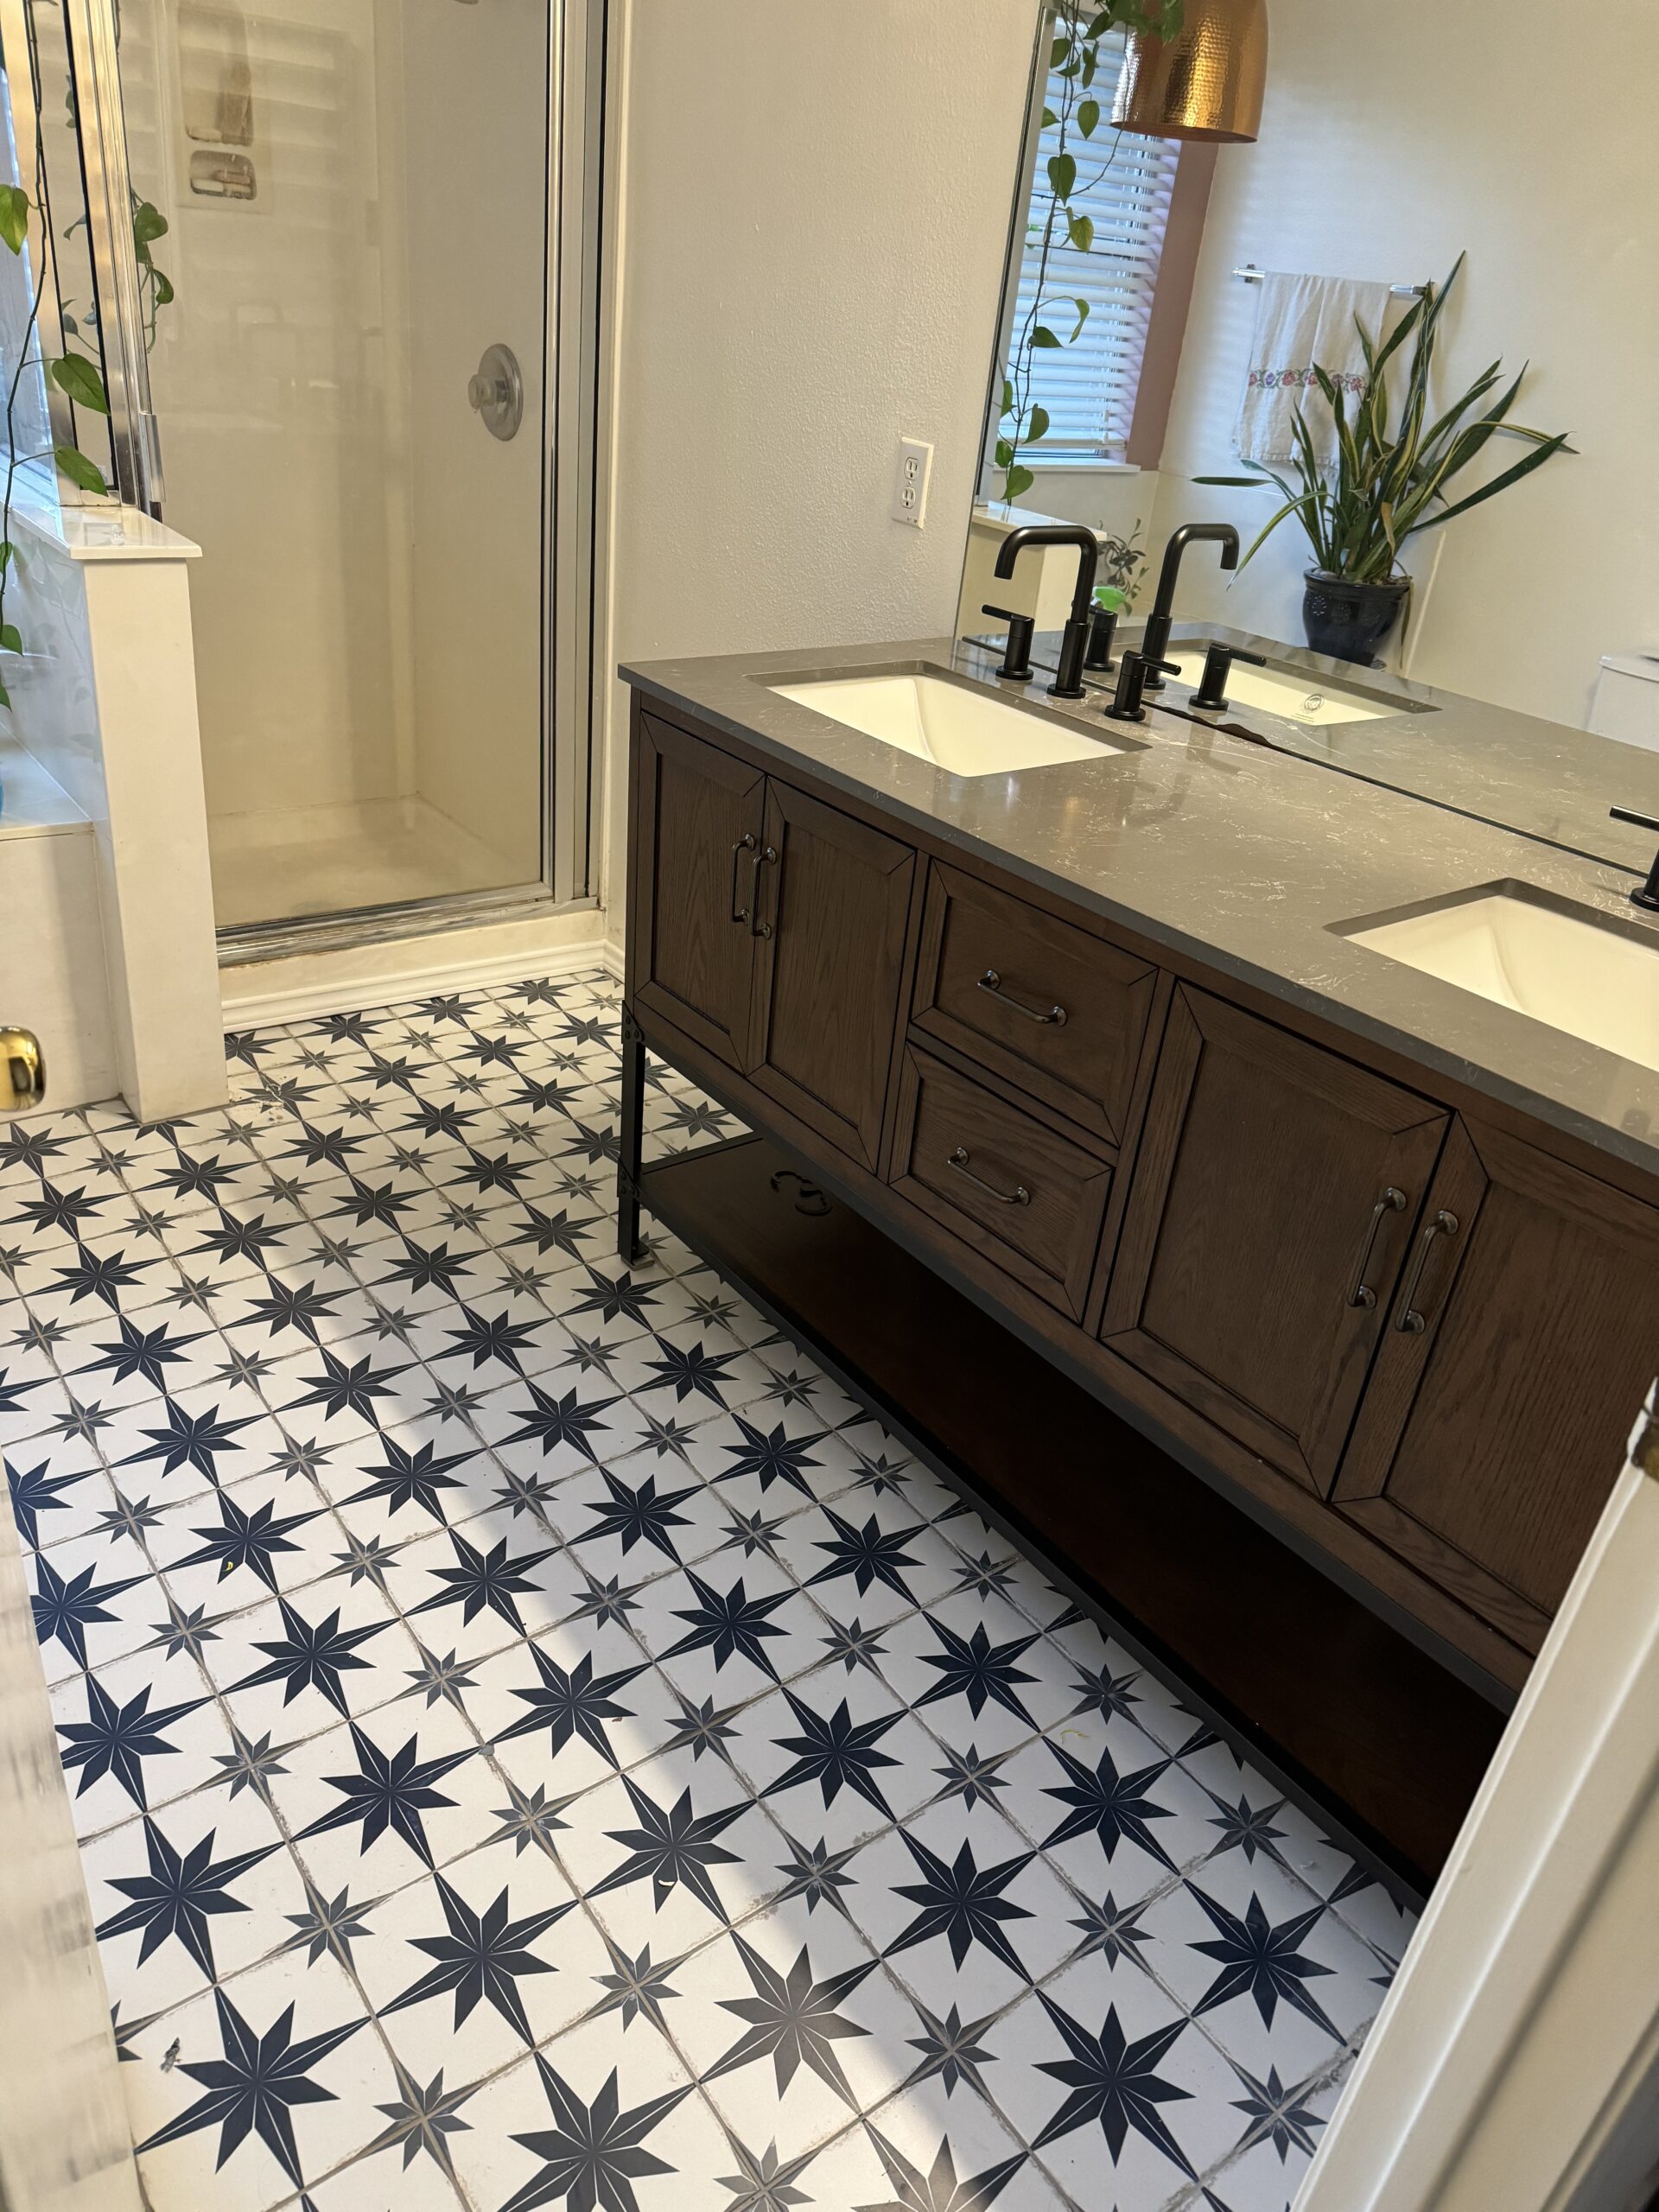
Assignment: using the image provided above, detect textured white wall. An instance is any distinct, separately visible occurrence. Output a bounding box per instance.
[602,0,1040,904]
[1145,0,1659,727]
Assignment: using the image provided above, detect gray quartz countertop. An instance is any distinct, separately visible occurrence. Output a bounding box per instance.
[620,635,1659,1182]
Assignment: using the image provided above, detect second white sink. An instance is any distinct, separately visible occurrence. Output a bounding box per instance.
[771,672,1123,776]
[1345,885,1659,1073]
[1165,651,1396,727]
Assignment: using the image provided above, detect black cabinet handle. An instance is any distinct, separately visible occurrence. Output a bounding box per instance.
[1395,1210,1460,1333]
[1346,1185,1407,1309]
[946,1146,1030,1206]
[730,832,760,923]
[751,845,779,938]
[976,969,1067,1027]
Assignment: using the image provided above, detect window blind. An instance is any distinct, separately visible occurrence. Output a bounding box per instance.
[1007,38,1181,458]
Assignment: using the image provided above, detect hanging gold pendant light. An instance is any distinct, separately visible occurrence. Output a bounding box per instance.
[1110,0,1268,144]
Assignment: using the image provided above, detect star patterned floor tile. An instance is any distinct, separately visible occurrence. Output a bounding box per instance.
[6,972,1415,2212]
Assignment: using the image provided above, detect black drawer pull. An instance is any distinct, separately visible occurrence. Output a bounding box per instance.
[946,1146,1030,1206]
[1395,1210,1460,1333]
[1346,1185,1407,1309]
[730,832,759,923]
[977,969,1066,1027]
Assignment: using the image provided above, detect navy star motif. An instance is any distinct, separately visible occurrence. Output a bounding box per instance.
[659,1691,741,1767]
[49,1241,158,1312]
[1040,1738,1180,1871]
[660,1567,793,1681]
[503,1203,600,1266]
[96,1815,276,1976]
[149,1150,243,1205]
[9,1179,112,1238]
[858,2126,1027,2212]
[1069,1888,1155,1970]
[188,1211,292,1269]
[341,1435,474,1525]
[361,2058,474,2177]
[718,1415,827,1499]
[576,1466,697,1563]
[805,1504,926,1604]
[207,1726,292,1802]
[172,1490,324,1594]
[280,1877,378,1967]
[1031,1993,1196,2177]
[914,1617,1039,1726]
[764,1690,903,1818]
[134,1985,365,2192]
[454,1146,535,1196]
[717,1503,790,1565]
[57,1674,204,1809]
[590,1775,747,1918]
[558,1118,620,1169]
[146,1594,226,1666]
[1205,1789,1293,1869]
[493,1643,645,1766]
[383,1873,573,2044]
[279,1119,367,1170]
[773,1834,859,1919]
[118,1395,257,1483]
[487,1779,579,1862]
[227,1596,389,1715]
[0,1122,74,1173]
[380,1238,475,1296]
[820,1615,889,1675]
[73,1316,202,1390]
[407,1524,558,1637]
[284,1350,404,1423]
[323,1178,416,1230]
[499,2050,688,2212]
[399,1096,481,1145]
[930,1741,1012,1812]
[887,1832,1035,1980]
[1186,1884,1341,2039]
[29,1548,145,1668]
[706,1932,875,2104]
[565,1268,662,1330]
[499,1378,619,1464]
[1070,1658,1146,1726]
[640,1334,737,1406]
[401,1643,480,1713]
[902,1999,1001,2101]
[1229,2059,1330,2163]
[298,1723,472,1864]
[591,1936,685,2036]
[442,1302,544,1375]
[7,1454,87,1548]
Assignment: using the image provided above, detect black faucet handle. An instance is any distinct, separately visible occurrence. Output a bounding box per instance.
[1103,652,1181,724]
[1611,806,1659,913]
[982,605,1036,683]
[1084,603,1119,672]
[1190,642,1267,713]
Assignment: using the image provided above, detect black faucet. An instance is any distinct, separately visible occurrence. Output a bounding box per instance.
[992,524,1099,701]
[1103,650,1181,723]
[1189,642,1267,714]
[1611,807,1659,912]
[1140,523,1241,691]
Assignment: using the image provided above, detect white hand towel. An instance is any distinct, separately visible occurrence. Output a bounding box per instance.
[1234,272,1404,470]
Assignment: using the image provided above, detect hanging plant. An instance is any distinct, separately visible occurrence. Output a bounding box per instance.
[996,1,1184,502]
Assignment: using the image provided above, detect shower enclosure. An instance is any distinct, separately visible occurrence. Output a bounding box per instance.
[6,0,603,948]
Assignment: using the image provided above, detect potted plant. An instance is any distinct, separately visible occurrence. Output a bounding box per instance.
[1198,257,1573,665]
[1092,518,1147,616]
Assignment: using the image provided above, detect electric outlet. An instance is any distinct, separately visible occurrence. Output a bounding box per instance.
[892,435,933,527]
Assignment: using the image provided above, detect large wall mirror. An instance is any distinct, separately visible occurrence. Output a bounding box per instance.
[958,0,1659,872]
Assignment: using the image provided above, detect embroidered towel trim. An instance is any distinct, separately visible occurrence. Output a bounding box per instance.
[1234,271,1404,470]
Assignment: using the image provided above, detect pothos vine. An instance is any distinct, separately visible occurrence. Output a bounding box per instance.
[996,1,1182,524]
[0,118,171,709]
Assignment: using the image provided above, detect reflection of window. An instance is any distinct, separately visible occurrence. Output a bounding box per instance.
[0,67,52,479]
[1005,33,1182,459]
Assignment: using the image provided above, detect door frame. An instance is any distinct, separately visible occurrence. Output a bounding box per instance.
[1298,1383,1659,2212]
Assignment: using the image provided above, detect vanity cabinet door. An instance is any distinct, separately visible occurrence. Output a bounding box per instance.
[1336,1120,1659,1657]
[632,714,767,1071]
[1099,987,1448,1493]
[747,780,917,1171]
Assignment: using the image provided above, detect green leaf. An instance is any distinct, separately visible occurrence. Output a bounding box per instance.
[1077,97,1100,138]
[1030,325,1061,349]
[0,624,21,655]
[1041,107,1058,128]
[1050,35,1071,66]
[1046,152,1077,203]
[1068,213,1095,253]
[54,443,109,495]
[0,683,10,709]
[995,437,1014,470]
[1082,46,1097,86]
[1070,296,1091,340]
[0,184,28,255]
[1085,9,1116,36]
[131,199,168,246]
[1027,404,1051,442]
[1005,465,1035,499]
[152,269,175,308]
[50,353,110,414]
[1001,377,1014,417]
[1093,583,1127,612]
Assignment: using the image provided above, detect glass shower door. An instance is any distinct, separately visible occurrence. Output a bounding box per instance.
[114,0,552,935]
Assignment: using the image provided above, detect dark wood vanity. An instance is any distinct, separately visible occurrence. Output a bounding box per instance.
[622,688,1659,1728]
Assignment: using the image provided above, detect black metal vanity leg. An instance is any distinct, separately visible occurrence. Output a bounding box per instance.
[616,1005,646,1263]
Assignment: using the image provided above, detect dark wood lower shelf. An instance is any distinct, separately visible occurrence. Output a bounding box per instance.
[640,1132,1503,1899]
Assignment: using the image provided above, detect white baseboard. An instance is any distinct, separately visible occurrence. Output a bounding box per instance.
[222,911,623,1032]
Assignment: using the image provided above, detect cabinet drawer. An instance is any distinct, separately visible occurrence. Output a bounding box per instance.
[889,1045,1112,1319]
[911,861,1158,1144]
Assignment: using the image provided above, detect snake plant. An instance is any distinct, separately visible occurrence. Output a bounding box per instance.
[1197,256,1573,582]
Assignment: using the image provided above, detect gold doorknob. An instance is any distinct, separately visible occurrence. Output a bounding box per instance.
[0,1027,46,1115]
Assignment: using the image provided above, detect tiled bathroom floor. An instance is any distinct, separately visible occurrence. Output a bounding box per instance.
[3,969,1414,2212]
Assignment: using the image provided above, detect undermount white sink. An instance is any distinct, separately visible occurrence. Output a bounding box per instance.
[1165,651,1395,727]
[771,672,1123,775]
[1346,887,1659,1073]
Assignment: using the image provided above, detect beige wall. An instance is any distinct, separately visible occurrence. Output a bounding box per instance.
[602,0,1041,902]
[1145,0,1659,726]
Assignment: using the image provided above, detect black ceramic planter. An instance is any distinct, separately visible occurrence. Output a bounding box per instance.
[1302,569,1409,666]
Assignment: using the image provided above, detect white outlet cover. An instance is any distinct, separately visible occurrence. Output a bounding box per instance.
[892,436,933,527]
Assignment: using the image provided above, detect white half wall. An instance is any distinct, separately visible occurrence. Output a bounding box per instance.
[601,0,1042,912]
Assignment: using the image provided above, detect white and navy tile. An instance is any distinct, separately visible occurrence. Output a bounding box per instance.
[0,969,1405,2209]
